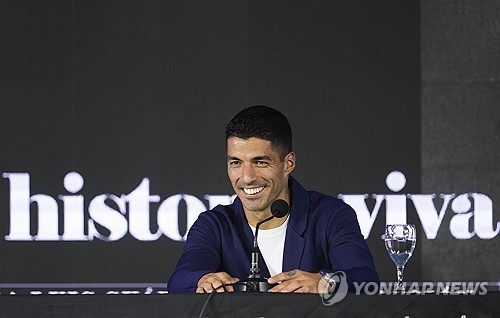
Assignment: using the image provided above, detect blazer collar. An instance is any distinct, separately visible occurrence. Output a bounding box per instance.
[288,177,309,236]
[282,177,308,271]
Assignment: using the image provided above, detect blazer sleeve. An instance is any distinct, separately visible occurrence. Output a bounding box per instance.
[327,203,380,290]
[167,212,222,293]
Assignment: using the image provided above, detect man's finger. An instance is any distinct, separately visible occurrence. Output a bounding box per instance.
[197,273,239,293]
[198,276,219,293]
[213,275,239,292]
[203,282,214,293]
[269,280,301,293]
[214,283,225,293]
[224,277,239,292]
[268,270,297,284]
[294,287,308,293]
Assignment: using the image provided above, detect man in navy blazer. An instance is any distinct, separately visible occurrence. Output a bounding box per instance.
[168,105,379,293]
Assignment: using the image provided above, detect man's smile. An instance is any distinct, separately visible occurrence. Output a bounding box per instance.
[242,186,265,195]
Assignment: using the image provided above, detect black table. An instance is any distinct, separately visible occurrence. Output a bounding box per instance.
[0,292,499,318]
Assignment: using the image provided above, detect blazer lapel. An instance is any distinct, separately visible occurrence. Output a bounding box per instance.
[282,177,308,272]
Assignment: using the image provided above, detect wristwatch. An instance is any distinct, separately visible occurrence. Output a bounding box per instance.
[319,270,336,293]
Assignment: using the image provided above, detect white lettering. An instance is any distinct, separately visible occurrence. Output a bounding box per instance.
[60,172,86,240]
[410,194,454,239]
[157,194,206,242]
[406,282,420,294]
[450,282,462,294]
[30,194,59,240]
[340,194,384,239]
[450,194,475,239]
[363,282,378,295]
[472,193,500,239]
[2,171,497,242]
[479,282,488,295]
[385,171,407,225]
[378,282,394,295]
[123,178,162,241]
[463,282,479,294]
[353,282,365,295]
[3,173,59,241]
[436,282,450,294]
[422,282,433,294]
[88,194,128,241]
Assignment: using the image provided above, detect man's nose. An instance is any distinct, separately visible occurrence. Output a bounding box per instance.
[241,164,257,184]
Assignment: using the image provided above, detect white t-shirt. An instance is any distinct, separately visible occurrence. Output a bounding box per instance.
[249,217,289,277]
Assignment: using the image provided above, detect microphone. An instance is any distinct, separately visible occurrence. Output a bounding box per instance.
[240,199,289,292]
[270,199,289,218]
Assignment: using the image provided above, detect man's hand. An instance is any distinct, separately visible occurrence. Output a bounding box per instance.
[267,269,322,293]
[196,272,239,293]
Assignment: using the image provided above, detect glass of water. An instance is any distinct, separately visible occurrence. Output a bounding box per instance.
[383,224,416,293]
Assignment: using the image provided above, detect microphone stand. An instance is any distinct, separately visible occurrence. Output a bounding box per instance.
[249,216,273,277]
[238,215,277,292]
[236,199,289,293]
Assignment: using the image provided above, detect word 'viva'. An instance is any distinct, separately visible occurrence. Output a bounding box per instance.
[1,171,498,242]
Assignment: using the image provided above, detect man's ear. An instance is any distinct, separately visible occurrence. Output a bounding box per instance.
[284,152,296,174]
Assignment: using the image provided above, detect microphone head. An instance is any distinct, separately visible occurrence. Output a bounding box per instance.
[271,199,289,218]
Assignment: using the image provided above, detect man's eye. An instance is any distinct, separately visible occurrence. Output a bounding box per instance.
[256,161,269,166]
[228,161,241,166]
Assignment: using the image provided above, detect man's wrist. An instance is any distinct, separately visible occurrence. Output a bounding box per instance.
[319,270,336,293]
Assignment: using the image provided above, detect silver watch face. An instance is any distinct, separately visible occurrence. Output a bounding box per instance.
[322,273,334,285]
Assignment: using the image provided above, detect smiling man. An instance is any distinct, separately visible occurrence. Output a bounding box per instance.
[227,136,294,228]
[167,105,379,293]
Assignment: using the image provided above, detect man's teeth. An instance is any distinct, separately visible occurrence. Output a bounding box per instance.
[243,187,264,195]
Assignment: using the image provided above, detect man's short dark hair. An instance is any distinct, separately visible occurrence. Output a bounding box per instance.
[225,105,293,159]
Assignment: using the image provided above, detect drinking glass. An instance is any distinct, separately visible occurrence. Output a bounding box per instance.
[383,224,416,293]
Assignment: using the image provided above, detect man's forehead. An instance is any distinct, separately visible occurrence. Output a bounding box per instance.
[227,136,270,143]
[227,137,273,149]
[227,137,277,156]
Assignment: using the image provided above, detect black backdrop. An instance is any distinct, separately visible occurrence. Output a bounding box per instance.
[0,0,497,287]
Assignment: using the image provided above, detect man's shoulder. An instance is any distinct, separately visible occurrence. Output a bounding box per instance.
[303,189,359,223]
[291,178,348,212]
[195,202,239,226]
[302,190,361,235]
[306,190,348,210]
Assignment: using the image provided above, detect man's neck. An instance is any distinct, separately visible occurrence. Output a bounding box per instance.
[246,210,289,230]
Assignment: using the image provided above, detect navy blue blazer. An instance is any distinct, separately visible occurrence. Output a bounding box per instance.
[167,177,379,292]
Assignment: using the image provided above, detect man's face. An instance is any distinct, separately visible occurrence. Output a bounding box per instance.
[227,137,295,215]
